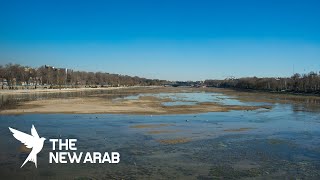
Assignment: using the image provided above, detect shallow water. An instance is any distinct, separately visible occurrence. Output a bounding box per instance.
[121,92,271,106]
[0,91,320,179]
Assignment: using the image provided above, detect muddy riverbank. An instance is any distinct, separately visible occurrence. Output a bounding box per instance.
[0,87,273,115]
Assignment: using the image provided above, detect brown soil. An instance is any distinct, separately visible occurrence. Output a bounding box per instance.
[130,124,173,129]
[0,87,280,115]
[156,138,191,144]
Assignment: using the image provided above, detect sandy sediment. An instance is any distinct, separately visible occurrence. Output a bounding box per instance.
[130,124,173,128]
[0,87,275,115]
[147,130,181,134]
[156,138,191,144]
[0,95,270,115]
[0,86,144,95]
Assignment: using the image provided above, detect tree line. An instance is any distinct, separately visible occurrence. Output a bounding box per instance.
[0,63,168,89]
[204,72,320,94]
[2,63,319,94]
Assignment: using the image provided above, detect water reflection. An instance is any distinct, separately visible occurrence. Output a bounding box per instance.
[0,103,319,179]
[0,90,320,179]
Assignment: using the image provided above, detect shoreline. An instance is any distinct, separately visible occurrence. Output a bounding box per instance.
[1,86,320,98]
[0,87,272,115]
[0,86,159,95]
[226,87,320,97]
[1,86,319,115]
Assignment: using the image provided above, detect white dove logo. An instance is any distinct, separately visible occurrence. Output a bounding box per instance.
[9,125,46,168]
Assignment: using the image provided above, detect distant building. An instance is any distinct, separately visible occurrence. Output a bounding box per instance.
[0,78,8,86]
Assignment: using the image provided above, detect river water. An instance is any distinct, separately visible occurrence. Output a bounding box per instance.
[0,90,319,179]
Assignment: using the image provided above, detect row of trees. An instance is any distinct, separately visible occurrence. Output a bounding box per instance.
[2,63,319,94]
[0,63,168,89]
[204,72,320,94]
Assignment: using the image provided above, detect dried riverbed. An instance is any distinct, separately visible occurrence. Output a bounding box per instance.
[0,87,320,179]
[0,87,273,114]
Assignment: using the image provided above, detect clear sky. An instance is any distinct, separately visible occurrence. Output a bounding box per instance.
[0,0,320,81]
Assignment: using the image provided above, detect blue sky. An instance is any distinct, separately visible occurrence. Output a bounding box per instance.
[0,0,320,81]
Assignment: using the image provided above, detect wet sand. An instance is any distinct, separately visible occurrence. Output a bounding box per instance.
[156,138,191,145]
[1,92,320,179]
[0,88,270,114]
[0,97,267,115]
[2,86,318,115]
[0,86,140,95]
